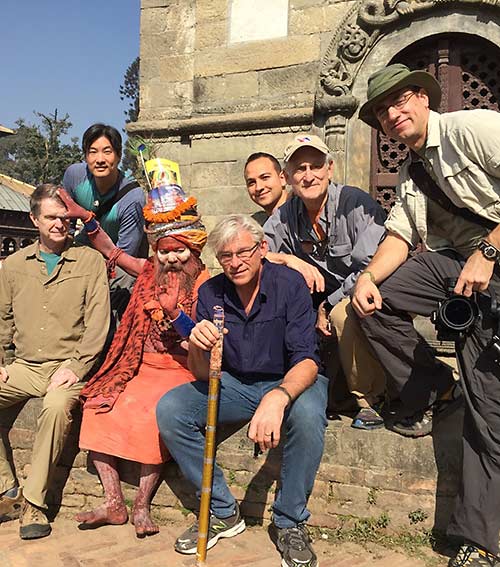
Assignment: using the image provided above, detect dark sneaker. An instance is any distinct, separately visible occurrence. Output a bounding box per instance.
[351,406,384,430]
[390,386,463,438]
[174,502,246,554]
[0,486,23,523]
[19,499,51,540]
[449,543,499,566]
[275,524,318,567]
[390,407,433,437]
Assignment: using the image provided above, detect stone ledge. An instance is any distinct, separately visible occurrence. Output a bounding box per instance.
[127,107,313,136]
[0,396,462,534]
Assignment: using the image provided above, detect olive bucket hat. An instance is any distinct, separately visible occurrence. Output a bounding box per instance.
[359,63,441,130]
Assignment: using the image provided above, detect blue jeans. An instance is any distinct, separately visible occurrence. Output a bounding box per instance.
[156,371,328,528]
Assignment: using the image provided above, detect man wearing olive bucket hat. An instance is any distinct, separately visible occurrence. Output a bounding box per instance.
[353,63,500,566]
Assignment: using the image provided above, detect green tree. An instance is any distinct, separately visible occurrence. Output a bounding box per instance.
[120,56,141,176]
[0,110,82,185]
[120,56,139,124]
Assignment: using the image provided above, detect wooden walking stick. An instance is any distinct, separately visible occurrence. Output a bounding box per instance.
[196,305,225,566]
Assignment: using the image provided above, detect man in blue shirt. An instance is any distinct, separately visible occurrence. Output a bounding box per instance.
[63,124,146,335]
[62,123,145,256]
[156,214,328,567]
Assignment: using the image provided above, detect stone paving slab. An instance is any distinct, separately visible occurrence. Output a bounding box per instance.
[0,517,449,567]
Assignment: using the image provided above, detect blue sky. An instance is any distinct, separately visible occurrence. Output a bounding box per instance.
[1,0,140,143]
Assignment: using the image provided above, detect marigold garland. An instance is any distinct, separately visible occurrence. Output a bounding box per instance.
[143,196,197,223]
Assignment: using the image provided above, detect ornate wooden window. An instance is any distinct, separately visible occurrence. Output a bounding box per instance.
[370,33,500,212]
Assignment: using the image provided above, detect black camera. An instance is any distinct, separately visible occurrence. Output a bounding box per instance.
[431,278,480,342]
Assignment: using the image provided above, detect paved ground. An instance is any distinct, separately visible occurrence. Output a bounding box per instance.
[0,516,450,567]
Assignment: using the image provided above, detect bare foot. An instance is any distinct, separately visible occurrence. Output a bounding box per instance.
[76,504,128,527]
[131,505,159,537]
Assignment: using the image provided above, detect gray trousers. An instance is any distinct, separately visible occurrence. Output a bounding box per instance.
[360,250,500,554]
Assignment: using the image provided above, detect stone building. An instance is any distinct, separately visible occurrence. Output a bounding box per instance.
[130,0,500,266]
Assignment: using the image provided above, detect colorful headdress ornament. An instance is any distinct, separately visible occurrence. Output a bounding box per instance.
[137,144,207,252]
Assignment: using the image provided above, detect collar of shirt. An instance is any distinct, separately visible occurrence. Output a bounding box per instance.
[87,165,124,203]
[24,240,79,263]
[212,259,272,320]
[424,110,441,153]
[296,183,338,242]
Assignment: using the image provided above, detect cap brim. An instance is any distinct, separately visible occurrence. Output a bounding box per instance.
[284,144,329,162]
[359,71,441,130]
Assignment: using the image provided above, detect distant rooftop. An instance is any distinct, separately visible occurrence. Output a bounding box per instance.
[0,173,34,212]
[0,124,14,137]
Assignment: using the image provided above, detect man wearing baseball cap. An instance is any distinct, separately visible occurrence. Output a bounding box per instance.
[353,63,500,566]
[264,133,387,430]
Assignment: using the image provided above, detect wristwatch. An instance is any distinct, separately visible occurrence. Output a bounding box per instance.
[478,239,500,263]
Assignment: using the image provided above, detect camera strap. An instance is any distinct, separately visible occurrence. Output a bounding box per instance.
[94,179,141,220]
[408,153,497,231]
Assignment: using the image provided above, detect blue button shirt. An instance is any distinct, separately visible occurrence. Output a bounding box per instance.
[196,259,320,381]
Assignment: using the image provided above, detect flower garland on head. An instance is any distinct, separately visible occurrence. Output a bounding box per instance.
[143,196,198,224]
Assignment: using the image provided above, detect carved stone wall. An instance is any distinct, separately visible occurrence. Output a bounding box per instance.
[135,1,356,268]
[315,2,500,190]
[135,1,500,268]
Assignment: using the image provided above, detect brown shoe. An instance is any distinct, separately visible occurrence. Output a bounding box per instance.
[19,499,51,540]
[0,487,23,523]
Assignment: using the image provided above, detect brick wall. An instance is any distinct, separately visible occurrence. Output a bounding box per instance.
[0,398,462,534]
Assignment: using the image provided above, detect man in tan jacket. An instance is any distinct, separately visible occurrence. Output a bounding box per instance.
[354,63,500,567]
[0,183,109,539]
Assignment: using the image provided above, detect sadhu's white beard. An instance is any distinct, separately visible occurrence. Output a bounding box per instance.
[154,254,201,289]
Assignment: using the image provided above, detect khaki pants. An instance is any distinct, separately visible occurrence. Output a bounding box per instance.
[327,298,386,408]
[0,359,83,509]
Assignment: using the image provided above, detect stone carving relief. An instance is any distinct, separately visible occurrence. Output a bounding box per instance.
[314,0,500,119]
[339,23,370,62]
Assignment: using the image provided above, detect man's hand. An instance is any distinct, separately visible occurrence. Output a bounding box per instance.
[57,188,94,223]
[455,250,495,297]
[189,320,226,351]
[158,271,180,319]
[316,301,333,337]
[284,255,325,293]
[247,388,289,452]
[0,367,8,383]
[47,367,80,391]
[352,273,382,318]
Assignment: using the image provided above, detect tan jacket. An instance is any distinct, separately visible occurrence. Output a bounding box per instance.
[385,109,500,251]
[0,242,110,379]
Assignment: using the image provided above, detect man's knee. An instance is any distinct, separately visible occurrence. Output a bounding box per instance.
[329,298,350,336]
[287,378,328,434]
[41,391,79,423]
[156,386,188,437]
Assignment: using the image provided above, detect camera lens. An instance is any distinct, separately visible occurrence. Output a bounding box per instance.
[440,296,476,330]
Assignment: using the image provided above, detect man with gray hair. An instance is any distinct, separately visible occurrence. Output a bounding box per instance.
[264,134,387,430]
[156,214,327,567]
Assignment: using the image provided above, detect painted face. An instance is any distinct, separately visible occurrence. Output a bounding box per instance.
[155,236,192,271]
[284,147,333,206]
[374,88,430,149]
[30,198,70,252]
[85,135,120,180]
[244,157,287,213]
[216,230,267,289]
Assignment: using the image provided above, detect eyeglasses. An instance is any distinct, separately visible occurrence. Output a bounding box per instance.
[217,242,260,265]
[300,238,329,261]
[375,90,417,122]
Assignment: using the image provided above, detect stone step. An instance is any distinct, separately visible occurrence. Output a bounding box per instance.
[0,394,464,537]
